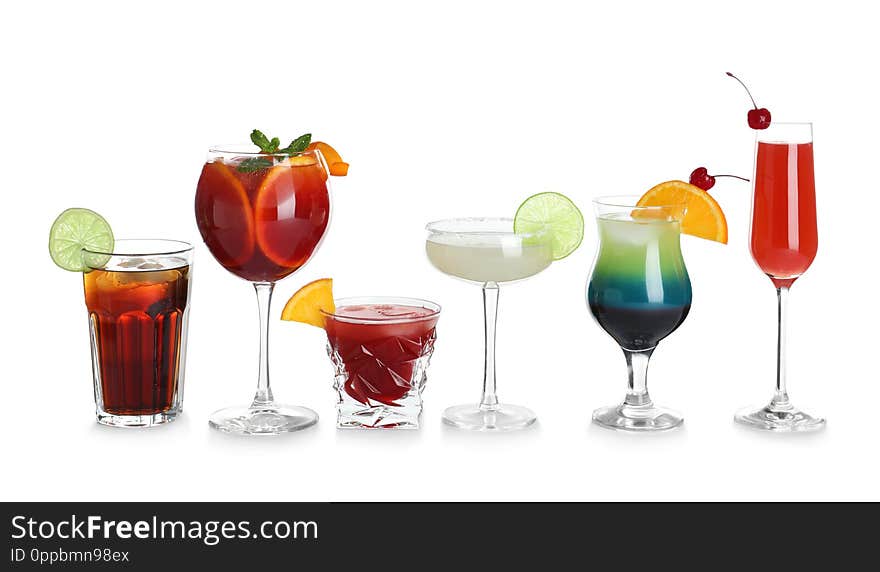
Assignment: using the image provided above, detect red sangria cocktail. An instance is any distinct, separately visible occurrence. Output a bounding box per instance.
[195,131,347,435]
[195,150,330,282]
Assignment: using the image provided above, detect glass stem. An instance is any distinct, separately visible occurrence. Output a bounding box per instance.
[623,348,654,407]
[479,282,500,409]
[772,286,791,408]
[251,282,275,408]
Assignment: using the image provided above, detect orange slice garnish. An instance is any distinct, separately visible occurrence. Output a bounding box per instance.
[280,278,335,328]
[307,141,349,176]
[637,180,728,243]
[194,161,255,266]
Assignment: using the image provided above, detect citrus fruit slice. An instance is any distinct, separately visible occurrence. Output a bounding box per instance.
[307,141,349,176]
[281,278,335,328]
[287,154,318,167]
[637,180,728,243]
[513,192,584,260]
[254,163,330,269]
[48,208,114,272]
[194,161,255,266]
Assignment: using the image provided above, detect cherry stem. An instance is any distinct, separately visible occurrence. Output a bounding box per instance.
[713,174,750,182]
[726,72,758,109]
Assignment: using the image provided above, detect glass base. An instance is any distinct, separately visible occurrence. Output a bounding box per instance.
[337,404,421,429]
[442,403,536,432]
[97,409,180,428]
[209,404,318,436]
[592,403,683,432]
[735,402,825,432]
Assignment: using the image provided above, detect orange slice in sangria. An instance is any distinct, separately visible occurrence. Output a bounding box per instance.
[194,161,255,266]
[254,158,330,269]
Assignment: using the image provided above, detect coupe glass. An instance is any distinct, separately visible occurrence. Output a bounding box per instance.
[735,122,824,431]
[587,197,691,432]
[195,145,331,435]
[426,218,552,431]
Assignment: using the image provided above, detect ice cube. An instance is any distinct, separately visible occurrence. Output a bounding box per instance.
[118,257,146,268]
[375,306,421,318]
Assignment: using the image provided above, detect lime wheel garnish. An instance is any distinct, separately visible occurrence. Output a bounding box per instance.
[514,192,585,260]
[49,208,114,272]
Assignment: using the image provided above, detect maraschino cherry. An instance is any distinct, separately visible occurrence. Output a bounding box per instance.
[689,167,749,191]
[726,72,771,130]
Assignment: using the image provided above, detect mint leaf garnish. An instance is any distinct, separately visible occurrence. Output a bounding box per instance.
[239,129,312,172]
[250,130,272,153]
[281,133,312,155]
[238,157,273,173]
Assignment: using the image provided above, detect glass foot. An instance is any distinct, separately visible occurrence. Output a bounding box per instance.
[592,403,683,432]
[442,403,536,432]
[97,409,180,428]
[735,402,825,432]
[209,404,318,436]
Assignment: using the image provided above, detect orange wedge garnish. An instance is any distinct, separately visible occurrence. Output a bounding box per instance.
[307,141,349,176]
[637,180,728,243]
[280,278,335,328]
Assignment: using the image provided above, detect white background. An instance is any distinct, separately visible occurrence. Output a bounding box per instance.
[2,0,877,501]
